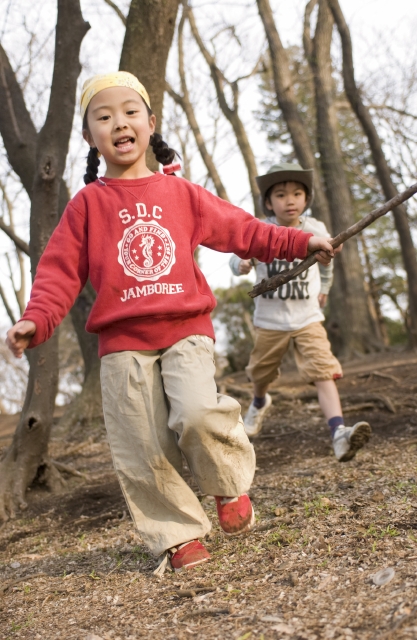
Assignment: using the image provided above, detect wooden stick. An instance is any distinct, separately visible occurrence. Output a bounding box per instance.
[249,182,417,298]
[181,606,232,621]
[173,586,215,598]
[1,572,47,595]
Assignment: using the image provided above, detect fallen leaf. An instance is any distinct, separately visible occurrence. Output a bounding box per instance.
[260,615,284,623]
[317,575,333,590]
[270,622,295,634]
[370,492,385,503]
[313,535,327,550]
[193,592,213,603]
[290,572,299,587]
[372,567,395,586]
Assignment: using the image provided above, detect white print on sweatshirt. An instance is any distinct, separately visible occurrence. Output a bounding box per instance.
[118,219,176,283]
[120,282,184,302]
[230,215,333,332]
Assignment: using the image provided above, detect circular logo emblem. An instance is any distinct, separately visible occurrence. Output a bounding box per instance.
[117,220,176,282]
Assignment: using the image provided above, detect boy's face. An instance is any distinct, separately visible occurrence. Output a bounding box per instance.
[265,181,307,227]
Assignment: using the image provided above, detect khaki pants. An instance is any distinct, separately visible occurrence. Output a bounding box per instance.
[246,322,342,387]
[100,335,255,557]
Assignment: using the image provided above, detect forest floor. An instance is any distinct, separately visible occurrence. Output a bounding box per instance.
[1,349,417,640]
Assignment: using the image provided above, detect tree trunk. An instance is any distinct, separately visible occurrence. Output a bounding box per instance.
[0,0,89,522]
[0,38,102,432]
[304,0,380,355]
[186,4,262,217]
[327,0,417,348]
[358,233,390,346]
[60,283,102,430]
[256,0,332,230]
[119,0,181,172]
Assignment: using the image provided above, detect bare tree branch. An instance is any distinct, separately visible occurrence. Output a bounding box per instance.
[256,0,332,229]
[166,10,229,201]
[326,0,417,347]
[185,1,262,216]
[369,104,417,120]
[0,217,29,254]
[0,280,17,325]
[103,0,126,25]
[0,44,37,195]
[302,0,317,61]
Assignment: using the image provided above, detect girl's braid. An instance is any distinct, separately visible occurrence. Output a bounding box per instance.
[149,132,177,167]
[84,147,101,185]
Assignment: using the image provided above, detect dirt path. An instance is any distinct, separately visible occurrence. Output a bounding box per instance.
[1,351,417,639]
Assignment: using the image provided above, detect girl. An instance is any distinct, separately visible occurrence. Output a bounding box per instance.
[6,72,337,572]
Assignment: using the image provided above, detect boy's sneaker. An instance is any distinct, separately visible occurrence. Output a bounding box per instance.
[215,494,255,536]
[243,393,272,437]
[332,422,371,462]
[169,540,211,572]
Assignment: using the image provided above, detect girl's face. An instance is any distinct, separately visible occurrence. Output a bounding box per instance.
[83,86,156,179]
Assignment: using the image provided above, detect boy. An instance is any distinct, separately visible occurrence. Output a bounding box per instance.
[230,163,371,462]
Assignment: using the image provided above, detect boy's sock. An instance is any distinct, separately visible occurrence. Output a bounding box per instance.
[253,395,266,409]
[328,416,345,438]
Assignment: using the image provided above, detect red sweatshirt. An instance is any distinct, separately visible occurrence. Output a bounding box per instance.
[22,173,312,357]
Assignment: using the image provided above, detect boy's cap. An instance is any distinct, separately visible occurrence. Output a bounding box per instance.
[256,163,314,215]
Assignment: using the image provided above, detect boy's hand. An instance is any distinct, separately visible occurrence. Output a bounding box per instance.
[6,320,36,358]
[239,259,253,275]
[307,236,342,265]
[318,294,328,308]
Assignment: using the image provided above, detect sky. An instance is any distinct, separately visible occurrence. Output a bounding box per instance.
[0,0,416,323]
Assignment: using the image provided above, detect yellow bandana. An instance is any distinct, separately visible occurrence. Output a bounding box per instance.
[80,71,151,119]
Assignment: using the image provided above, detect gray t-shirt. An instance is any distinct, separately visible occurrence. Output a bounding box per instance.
[229,216,333,332]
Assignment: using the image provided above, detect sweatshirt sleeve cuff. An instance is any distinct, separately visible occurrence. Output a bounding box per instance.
[20,312,49,349]
[294,231,313,259]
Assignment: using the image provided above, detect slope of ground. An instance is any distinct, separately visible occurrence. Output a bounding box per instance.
[1,350,417,640]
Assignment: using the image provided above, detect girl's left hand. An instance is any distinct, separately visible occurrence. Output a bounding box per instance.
[307,237,342,265]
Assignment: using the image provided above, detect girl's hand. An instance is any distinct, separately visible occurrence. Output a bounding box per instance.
[318,293,328,308]
[239,259,253,275]
[307,237,342,265]
[6,320,36,358]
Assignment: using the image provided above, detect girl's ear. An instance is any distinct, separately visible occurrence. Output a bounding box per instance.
[265,198,273,211]
[149,114,156,135]
[83,129,95,147]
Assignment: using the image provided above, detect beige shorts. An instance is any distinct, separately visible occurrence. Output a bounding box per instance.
[246,322,342,386]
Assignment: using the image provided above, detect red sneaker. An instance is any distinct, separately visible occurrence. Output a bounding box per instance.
[169,540,211,572]
[215,494,255,536]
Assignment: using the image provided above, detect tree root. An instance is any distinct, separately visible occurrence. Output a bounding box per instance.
[219,380,396,413]
[51,460,88,479]
[58,369,103,432]
[1,572,47,595]
[342,402,375,413]
[0,454,68,523]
